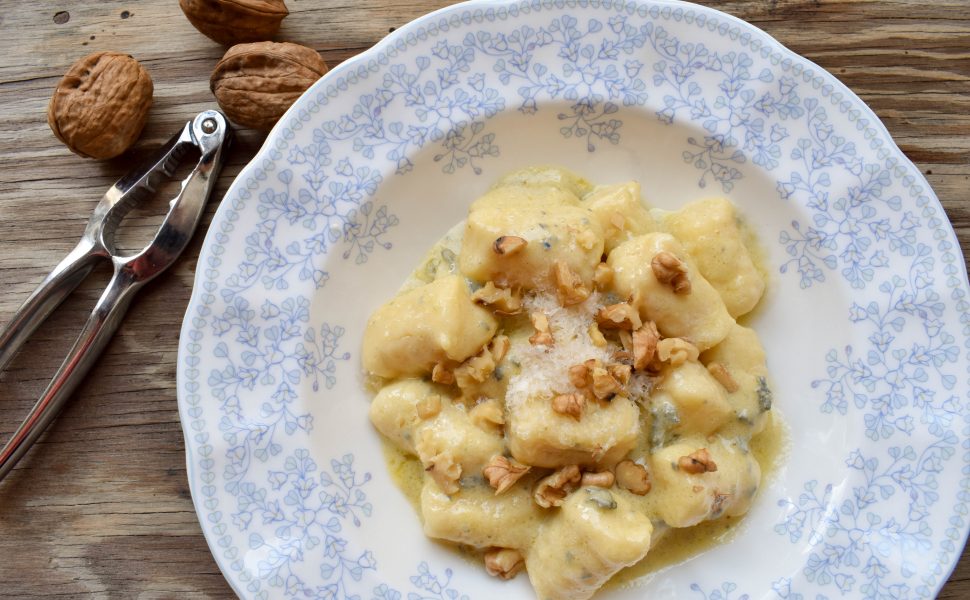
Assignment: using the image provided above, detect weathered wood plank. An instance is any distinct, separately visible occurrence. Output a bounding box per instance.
[0,0,966,597]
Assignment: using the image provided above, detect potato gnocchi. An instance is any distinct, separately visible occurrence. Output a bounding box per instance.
[362,166,777,600]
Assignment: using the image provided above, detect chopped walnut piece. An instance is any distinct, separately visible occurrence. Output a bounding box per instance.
[593,262,613,290]
[657,337,700,367]
[615,460,651,495]
[426,452,462,494]
[455,351,496,388]
[707,362,740,393]
[551,260,590,306]
[711,490,732,516]
[588,322,607,348]
[590,366,622,400]
[483,455,531,494]
[415,394,442,420]
[529,312,554,346]
[552,393,585,420]
[618,329,633,353]
[492,235,527,256]
[534,465,582,508]
[471,282,523,315]
[431,361,455,385]
[568,364,589,388]
[484,548,525,580]
[596,302,642,330]
[609,363,632,385]
[678,448,718,474]
[632,321,660,371]
[581,470,615,488]
[469,398,505,430]
[490,334,511,364]
[651,251,691,294]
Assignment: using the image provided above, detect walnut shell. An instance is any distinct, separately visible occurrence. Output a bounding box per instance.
[210,42,328,132]
[179,0,288,46]
[47,52,153,160]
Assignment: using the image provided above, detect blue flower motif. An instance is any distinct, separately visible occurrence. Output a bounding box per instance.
[466,13,650,151]
[811,260,958,438]
[209,296,350,491]
[317,48,505,176]
[690,581,750,600]
[649,24,800,191]
[365,563,471,600]
[775,99,915,289]
[223,160,393,300]
[777,253,961,597]
[237,450,375,598]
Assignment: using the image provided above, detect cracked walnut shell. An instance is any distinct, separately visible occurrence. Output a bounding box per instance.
[210,41,328,132]
[47,52,153,160]
[180,0,288,46]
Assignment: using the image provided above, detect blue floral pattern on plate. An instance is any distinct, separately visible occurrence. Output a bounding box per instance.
[177,1,970,598]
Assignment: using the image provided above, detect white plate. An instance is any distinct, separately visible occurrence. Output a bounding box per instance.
[177,1,970,598]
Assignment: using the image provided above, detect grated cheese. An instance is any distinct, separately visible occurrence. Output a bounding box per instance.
[506,291,613,410]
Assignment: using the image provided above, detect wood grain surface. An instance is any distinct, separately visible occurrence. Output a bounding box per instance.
[0,0,966,597]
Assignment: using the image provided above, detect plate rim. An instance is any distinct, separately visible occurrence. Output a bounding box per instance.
[176,1,970,597]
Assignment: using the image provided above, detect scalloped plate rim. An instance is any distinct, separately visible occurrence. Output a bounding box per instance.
[176,1,970,598]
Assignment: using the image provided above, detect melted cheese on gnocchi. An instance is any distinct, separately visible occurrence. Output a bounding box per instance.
[362,167,781,600]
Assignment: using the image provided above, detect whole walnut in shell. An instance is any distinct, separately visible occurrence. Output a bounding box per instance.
[210,42,328,132]
[47,52,153,160]
[179,0,288,46]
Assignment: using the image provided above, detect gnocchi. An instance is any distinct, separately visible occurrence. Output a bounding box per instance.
[362,167,778,600]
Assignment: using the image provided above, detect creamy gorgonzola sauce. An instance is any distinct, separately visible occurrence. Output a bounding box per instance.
[361,167,785,600]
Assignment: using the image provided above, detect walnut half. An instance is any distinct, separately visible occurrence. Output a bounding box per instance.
[472,282,523,315]
[657,337,700,367]
[596,302,642,330]
[529,312,554,346]
[678,448,718,474]
[568,363,590,388]
[615,460,651,495]
[590,365,623,400]
[483,455,531,495]
[651,251,691,294]
[454,350,496,388]
[632,321,660,371]
[484,548,525,579]
[552,393,585,420]
[493,235,528,256]
[426,451,462,494]
[534,465,581,508]
[469,398,505,431]
[552,261,590,306]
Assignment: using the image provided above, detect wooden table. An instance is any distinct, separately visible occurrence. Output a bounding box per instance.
[0,0,966,597]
